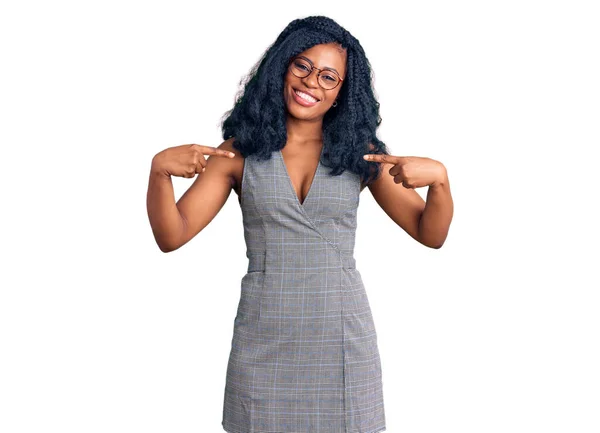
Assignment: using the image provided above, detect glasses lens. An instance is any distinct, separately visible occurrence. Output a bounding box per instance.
[290,59,311,78]
[318,71,340,90]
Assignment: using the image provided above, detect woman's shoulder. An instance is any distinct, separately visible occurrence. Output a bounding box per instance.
[218,137,245,197]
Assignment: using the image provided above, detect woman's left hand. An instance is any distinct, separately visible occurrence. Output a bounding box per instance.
[363,154,447,189]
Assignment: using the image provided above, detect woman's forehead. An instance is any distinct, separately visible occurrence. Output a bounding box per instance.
[297,43,347,72]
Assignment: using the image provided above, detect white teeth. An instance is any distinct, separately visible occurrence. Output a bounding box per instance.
[295,89,317,103]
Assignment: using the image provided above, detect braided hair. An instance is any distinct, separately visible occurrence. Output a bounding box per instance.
[220,15,390,186]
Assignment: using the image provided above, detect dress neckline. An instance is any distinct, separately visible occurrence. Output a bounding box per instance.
[277,145,324,208]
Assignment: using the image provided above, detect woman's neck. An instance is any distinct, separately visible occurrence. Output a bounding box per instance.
[285,115,323,144]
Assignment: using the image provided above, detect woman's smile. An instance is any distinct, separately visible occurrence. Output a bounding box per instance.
[292,88,320,106]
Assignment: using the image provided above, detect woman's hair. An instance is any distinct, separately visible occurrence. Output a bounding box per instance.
[220,15,390,186]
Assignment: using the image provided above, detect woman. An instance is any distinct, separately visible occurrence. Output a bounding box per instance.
[147,15,453,433]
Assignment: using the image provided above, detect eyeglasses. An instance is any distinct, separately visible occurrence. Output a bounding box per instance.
[288,56,344,90]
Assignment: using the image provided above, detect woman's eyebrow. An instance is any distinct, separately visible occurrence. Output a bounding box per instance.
[298,55,341,75]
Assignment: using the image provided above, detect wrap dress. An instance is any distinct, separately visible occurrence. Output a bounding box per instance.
[222,146,386,433]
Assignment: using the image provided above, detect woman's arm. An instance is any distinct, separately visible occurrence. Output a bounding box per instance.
[146,168,186,253]
[146,138,239,252]
[364,149,453,249]
[417,174,453,248]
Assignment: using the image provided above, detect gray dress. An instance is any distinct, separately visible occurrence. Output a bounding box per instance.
[222,147,386,433]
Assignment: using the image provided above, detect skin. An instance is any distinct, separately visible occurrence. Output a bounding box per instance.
[147,42,453,252]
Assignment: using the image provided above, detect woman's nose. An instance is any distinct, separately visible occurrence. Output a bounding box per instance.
[302,69,320,88]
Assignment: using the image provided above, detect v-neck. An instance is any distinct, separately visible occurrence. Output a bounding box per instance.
[277,145,324,208]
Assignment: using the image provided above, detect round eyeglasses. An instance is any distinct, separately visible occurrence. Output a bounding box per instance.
[288,57,344,91]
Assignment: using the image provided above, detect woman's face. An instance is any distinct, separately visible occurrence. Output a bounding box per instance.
[283,42,347,122]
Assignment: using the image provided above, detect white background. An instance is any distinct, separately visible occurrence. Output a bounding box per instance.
[1,0,599,432]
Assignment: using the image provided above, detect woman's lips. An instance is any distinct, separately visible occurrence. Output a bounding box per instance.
[292,88,319,107]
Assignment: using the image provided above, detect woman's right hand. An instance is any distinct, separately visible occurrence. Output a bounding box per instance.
[151,144,235,178]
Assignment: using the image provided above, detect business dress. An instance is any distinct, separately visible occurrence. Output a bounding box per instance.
[222,146,386,433]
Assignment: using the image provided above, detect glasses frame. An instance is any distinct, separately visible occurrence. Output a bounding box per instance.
[288,56,344,91]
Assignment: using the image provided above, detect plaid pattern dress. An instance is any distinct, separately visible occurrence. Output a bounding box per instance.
[222,147,386,433]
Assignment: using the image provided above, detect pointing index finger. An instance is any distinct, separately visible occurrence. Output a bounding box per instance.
[363,154,394,163]
[197,145,235,158]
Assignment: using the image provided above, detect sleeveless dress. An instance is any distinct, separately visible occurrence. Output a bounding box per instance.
[222,147,386,433]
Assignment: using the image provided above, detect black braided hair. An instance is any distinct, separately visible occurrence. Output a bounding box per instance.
[220,15,390,186]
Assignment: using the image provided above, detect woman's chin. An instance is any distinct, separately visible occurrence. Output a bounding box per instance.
[285,103,323,121]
